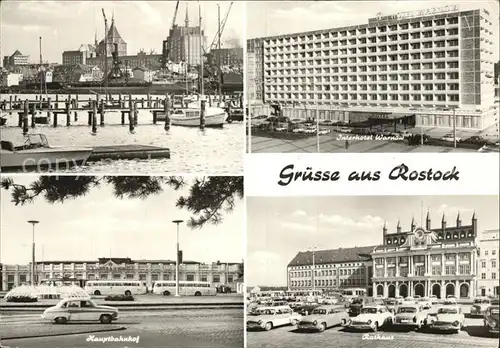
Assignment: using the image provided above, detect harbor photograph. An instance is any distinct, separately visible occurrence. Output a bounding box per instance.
[0,1,244,173]
[246,1,499,153]
[0,175,244,348]
[246,195,499,348]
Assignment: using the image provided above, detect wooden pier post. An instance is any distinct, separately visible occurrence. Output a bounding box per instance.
[47,97,52,121]
[134,102,138,126]
[23,101,29,135]
[14,95,18,103]
[128,94,132,109]
[65,101,71,126]
[119,94,123,108]
[164,95,170,131]
[147,93,151,108]
[92,100,97,134]
[30,103,36,128]
[55,94,59,109]
[100,99,105,126]
[9,95,12,110]
[121,111,125,125]
[75,94,79,109]
[129,102,136,133]
[200,100,206,130]
[141,97,145,108]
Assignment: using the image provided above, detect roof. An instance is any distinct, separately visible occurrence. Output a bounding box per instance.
[107,20,123,41]
[288,246,377,267]
[11,50,24,57]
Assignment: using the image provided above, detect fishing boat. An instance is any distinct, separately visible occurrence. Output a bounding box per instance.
[170,100,227,127]
[0,133,93,171]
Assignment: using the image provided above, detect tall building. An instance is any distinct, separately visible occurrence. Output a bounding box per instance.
[247,38,265,101]
[287,246,375,294]
[250,7,497,130]
[1,257,243,291]
[3,50,29,69]
[62,51,87,66]
[86,52,163,72]
[372,212,479,299]
[96,15,127,58]
[477,229,499,296]
[167,8,206,66]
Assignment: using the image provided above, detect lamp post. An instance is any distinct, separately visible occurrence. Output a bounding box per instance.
[172,220,183,297]
[309,246,317,292]
[452,107,457,148]
[27,220,39,285]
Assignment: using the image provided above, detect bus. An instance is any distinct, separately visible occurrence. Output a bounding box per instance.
[84,280,147,296]
[152,281,216,296]
[341,288,367,301]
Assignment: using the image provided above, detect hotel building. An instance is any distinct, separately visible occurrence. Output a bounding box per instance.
[1,257,243,292]
[287,246,375,294]
[477,229,499,296]
[372,212,479,299]
[250,6,497,129]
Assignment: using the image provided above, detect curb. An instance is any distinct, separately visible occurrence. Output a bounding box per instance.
[2,326,126,341]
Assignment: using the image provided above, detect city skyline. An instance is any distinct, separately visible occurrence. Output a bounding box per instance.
[247,196,499,287]
[0,176,244,265]
[1,0,244,65]
[247,0,500,61]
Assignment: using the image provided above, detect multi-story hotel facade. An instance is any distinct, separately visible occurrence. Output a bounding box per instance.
[477,229,499,296]
[287,246,375,294]
[372,212,479,299]
[249,6,497,130]
[1,257,243,292]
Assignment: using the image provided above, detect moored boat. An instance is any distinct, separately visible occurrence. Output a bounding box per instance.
[0,133,93,171]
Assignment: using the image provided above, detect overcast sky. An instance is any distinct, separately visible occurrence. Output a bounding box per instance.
[247,196,499,287]
[0,175,244,265]
[247,0,499,60]
[1,1,243,65]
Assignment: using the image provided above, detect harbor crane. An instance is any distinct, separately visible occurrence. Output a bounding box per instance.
[161,0,180,69]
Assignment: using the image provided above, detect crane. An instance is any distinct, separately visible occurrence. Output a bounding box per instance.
[162,0,180,69]
[207,2,233,53]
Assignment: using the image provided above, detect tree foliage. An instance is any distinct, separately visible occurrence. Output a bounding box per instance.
[1,176,243,228]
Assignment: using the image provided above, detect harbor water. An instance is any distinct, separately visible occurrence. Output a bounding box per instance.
[0,94,244,174]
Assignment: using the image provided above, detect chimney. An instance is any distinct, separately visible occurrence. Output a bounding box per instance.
[383,221,388,236]
[456,211,461,227]
[396,219,401,233]
[426,210,431,230]
[441,213,446,230]
[411,216,416,231]
[472,212,477,233]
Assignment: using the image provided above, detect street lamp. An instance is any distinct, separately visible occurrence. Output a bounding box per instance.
[27,220,39,285]
[172,220,183,297]
[452,107,457,148]
[308,246,317,292]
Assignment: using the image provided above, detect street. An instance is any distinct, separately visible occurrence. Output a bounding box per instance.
[0,308,243,348]
[247,315,498,348]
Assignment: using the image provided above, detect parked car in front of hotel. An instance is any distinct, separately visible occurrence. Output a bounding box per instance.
[470,297,492,317]
[483,302,499,335]
[246,306,301,331]
[42,297,119,324]
[383,298,403,314]
[297,305,349,332]
[346,305,393,332]
[393,304,431,330]
[444,295,458,305]
[430,295,441,305]
[426,305,465,333]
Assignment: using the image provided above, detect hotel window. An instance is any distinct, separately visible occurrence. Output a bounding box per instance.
[482,261,487,268]
[399,267,408,276]
[415,266,425,276]
[113,274,121,279]
[481,273,486,279]
[445,265,455,275]
[493,273,497,280]
[492,260,497,268]
[485,250,489,256]
[493,250,497,256]
[432,266,441,275]
[459,265,470,275]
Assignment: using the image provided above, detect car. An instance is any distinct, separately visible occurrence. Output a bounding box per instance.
[384,298,403,314]
[430,295,441,305]
[483,303,499,335]
[398,130,413,138]
[339,126,352,133]
[318,129,331,135]
[393,304,431,330]
[320,120,336,126]
[275,126,288,132]
[297,305,349,332]
[471,297,492,317]
[441,133,461,142]
[246,306,301,331]
[295,302,321,315]
[41,297,119,324]
[444,296,458,305]
[348,298,367,316]
[463,136,493,145]
[322,297,339,305]
[426,305,465,333]
[290,118,305,124]
[346,305,393,332]
[417,297,432,308]
[403,297,418,304]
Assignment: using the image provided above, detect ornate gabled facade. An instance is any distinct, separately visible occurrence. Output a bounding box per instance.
[372,211,478,299]
[96,15,127,58]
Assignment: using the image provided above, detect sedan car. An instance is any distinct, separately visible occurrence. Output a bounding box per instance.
[346,305,393,332]
[471,297,492,317]
[393,304,431,330]
[246,306,301,331]
[483,304,499,335]
[41,297,119,324]
[426,305,465,333]
[297,305,349,332]
[430,295,441,305]
[441,133,461,142]
[444,296,458,305]
[339,127,352,133]
[383,298,403,314]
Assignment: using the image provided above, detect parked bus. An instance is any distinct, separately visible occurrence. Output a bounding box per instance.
[152,281,216,296]
[341,288,367,301]
[84,280,147,296]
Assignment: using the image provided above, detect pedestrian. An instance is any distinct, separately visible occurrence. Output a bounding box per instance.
[345,140,349,150]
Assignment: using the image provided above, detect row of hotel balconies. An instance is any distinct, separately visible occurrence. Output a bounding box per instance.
[2,263,240,272]
[264,95,460,103]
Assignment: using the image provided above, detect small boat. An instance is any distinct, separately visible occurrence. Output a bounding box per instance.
[0,112,7,126]
[0,133,93,171]
[169,107,227,128]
